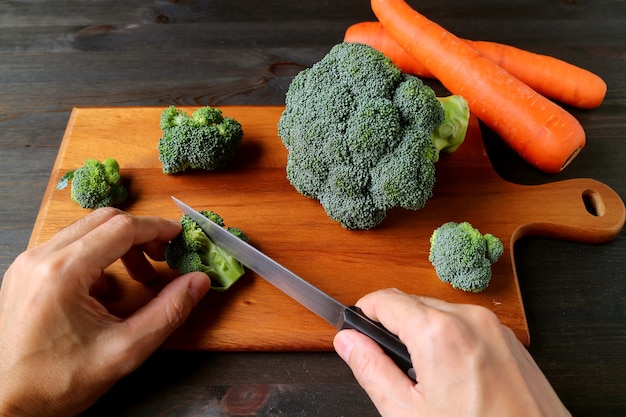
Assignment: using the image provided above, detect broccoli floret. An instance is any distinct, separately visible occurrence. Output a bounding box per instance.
[165,210,248,291]
[278,42,469,229]
[428,222,504,293]
[157,105,244,174]
[56,158,128,209]
[225,227,249,242]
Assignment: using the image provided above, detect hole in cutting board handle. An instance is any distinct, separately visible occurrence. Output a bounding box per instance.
[582,189,606,217]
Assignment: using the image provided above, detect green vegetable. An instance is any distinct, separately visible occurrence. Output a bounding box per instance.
[158,105,244,174]
[278,42,469,229]
[428,221,504,293]
[56,158,128,209]
[165,210,248,291]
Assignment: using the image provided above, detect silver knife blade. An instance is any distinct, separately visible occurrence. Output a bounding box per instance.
[172,196,347,327]
[171,196,415,380]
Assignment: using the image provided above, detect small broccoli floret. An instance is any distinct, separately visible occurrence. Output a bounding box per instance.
[158,105,244,174]
[428,222,504,293]
[226,227,249,242]
[165,210,248,291]
[56,158,128,209]
[278,42,470,229]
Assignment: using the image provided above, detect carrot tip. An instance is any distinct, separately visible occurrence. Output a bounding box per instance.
[560,146,584,171]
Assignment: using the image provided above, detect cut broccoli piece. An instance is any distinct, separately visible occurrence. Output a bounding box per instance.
[428,221,504,293]
[158,105,244,174]
[278,42,469,229]
[165,210,248,291]
[56,158,128,209]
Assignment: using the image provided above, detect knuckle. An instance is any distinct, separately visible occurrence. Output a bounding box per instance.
[428,311,463,340]
[468,304,502,328]
[163,295,191,330]
[106,210,137,234]
[426,304,505,349]
[94,206,123,217]
[21,248,70,281]
[109,209,134,225]
[90,206,124,223]
[32,255,67,278]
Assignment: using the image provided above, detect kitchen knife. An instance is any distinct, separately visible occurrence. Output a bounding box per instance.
[172,197,415,380]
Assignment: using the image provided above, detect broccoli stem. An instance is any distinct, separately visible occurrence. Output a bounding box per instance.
[200,241,246,291]
[431,95,470,158]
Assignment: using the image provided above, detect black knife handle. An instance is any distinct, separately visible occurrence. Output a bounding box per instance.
[339,306,416,381]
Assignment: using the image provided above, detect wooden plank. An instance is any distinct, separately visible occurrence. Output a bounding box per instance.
[28,106,625,350]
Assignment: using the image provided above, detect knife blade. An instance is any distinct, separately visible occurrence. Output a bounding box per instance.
[172,196,415,380]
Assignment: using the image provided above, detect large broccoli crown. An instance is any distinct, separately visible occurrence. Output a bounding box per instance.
[428,222,504,293]
[278,42,467,230]
[158,105,244,174]
[165,211,248,291]
[57,158,128,209]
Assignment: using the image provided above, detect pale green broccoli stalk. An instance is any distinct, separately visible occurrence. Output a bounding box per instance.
[56,158,128,209]
[428,221,504,293]
[158,105,244,174]
[278,42,470,230]
[165,210,248,291]
[432,95,470,156]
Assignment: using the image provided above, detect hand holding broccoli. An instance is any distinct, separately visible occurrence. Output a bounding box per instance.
[0,208,211,417]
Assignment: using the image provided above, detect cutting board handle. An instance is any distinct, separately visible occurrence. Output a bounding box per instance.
[512,178,625,244]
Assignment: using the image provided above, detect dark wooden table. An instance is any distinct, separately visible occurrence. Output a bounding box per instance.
[1,1,625,415]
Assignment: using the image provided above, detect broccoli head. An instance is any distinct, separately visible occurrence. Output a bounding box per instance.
[158,105,244,174]
[56,158,128,209]
[278,42,469,229]
[165,210,248,291]
[428,221,504,293]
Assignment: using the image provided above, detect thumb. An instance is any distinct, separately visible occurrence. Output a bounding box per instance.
[334,329,417,409]
[111,272,211,374]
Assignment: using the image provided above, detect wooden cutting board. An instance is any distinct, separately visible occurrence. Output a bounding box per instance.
[29,106,625,350]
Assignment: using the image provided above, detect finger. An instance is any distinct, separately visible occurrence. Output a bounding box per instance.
[355,289,428,337]
[355,289,464,338]
[120,247,158,283]
[104,272,211,377]
[334,329,420,414]
[404,293,460,313]
[141,239,172,262]
[35,208,123,255]
[62,212,181,286]
[354,288,462,378]
[82,212,181,264]
[119,238,174,283]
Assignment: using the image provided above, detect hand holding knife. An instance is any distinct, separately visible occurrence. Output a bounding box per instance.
[172,197,415,381]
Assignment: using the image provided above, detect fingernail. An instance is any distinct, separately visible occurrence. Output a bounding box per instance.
[188,272,211,305]
[334,330,355,363]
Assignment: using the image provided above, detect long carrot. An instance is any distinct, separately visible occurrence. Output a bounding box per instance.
[344,21,606,109]
[345,22,433,77]
[370,0,586,173]
[467,40,606,109]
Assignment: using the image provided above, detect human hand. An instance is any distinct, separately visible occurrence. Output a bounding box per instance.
[0,208,211,417]
[334,288,571,417]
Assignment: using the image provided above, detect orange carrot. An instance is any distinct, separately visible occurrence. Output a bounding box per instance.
[345,21,434,77]
[467,40,606,109]
[345,22,433,78]
[345,21,606,109]
[370,0,586,173]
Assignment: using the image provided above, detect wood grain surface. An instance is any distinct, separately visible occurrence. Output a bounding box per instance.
[28,106,625,350]
[2,1,626,414]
